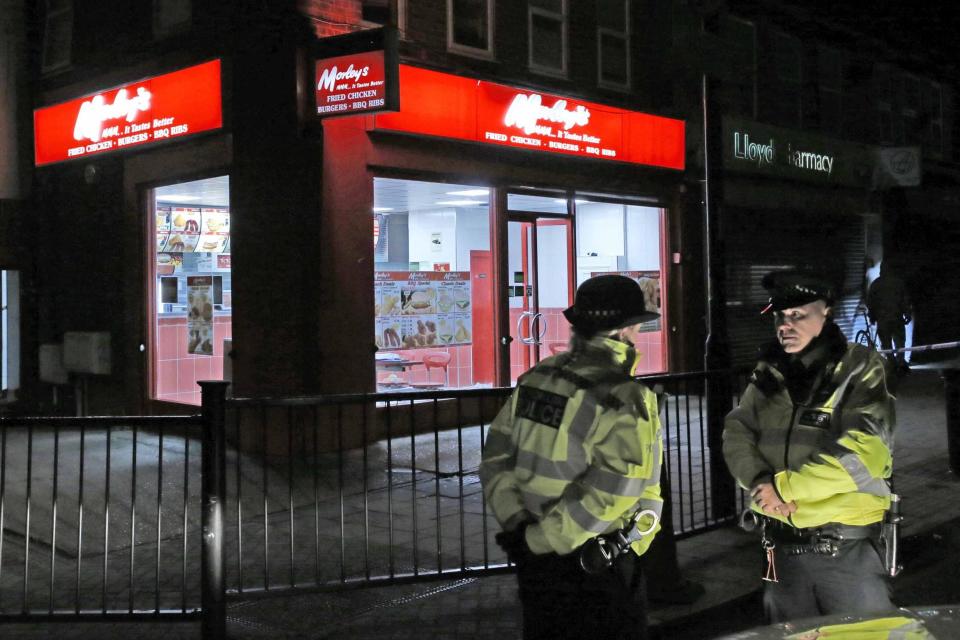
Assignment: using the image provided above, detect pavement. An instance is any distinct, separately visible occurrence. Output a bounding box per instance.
[2,368,960,639]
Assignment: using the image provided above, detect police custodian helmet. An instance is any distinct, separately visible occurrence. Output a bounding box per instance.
[760,269,836,314]
[563,275,660,335]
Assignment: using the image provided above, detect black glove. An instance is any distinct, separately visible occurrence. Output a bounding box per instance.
[495,523,530,564]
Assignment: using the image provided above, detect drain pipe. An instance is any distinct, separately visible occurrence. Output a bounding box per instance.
[702,74,715,372]
[700,74,736,518]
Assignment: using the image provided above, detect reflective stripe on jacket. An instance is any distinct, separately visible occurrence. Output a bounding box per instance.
[723,329,895,529]
[479,334,663,557]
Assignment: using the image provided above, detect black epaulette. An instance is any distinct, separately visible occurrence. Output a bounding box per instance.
[750,367,781,397]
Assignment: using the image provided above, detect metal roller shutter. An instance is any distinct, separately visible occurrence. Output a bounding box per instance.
[723,207,867,367]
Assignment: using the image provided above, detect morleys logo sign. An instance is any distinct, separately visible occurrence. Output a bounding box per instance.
[317,64,370,92]
[73,88,153,143]
[33,60,223,167]
[503,94,591,136]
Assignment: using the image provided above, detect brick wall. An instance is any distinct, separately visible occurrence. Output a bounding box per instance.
[299,0,365,37]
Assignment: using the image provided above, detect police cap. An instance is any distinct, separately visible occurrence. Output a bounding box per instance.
[563,275,659,335]
[760,270,835,314]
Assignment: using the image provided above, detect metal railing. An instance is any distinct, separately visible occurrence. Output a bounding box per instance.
[222,369,749,596]
[1,369,749,631]
[223,388,514,595]
[0,381,229,637]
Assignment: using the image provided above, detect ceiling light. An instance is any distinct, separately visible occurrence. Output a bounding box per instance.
[157,194,202,203]
[446,189,489,196]
[436,199,486,206]
[373,207,393,212]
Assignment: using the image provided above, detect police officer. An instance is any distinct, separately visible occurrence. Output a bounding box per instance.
[479,274,664,640]
[723,270,896,622]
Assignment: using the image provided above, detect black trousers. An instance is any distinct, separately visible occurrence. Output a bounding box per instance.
[763,538,893,623]
[516,549,648,640]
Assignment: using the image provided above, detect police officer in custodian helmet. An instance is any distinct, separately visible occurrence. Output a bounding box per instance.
[480,274,664,640]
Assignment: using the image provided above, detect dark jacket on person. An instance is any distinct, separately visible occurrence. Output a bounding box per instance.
[723,321,895,529]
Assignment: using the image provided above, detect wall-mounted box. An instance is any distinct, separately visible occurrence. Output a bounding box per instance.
[39,343,70,384]
[63,332,111,375]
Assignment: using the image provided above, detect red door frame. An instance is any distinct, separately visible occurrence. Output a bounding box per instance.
[498,199,575,386]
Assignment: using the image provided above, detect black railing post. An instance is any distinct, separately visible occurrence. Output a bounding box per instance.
[943,369,960,476]
[705,371,736,520]
[200,381,230,640]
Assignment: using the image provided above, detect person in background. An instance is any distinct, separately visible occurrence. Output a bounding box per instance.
[723,270,896,623]
[480,275,664,640]
[867,263,912,371]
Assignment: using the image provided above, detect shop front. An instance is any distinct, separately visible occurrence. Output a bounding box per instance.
[719,117,881,366]
[32,59,235,410]
[31,46,322,412]
[319,63,687,393]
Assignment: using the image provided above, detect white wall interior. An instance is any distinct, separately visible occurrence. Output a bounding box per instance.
[408,208,457,267]
[576,202,625,257]
[625,206,661,271]
[455,207,491,269]
[537,225,569,308]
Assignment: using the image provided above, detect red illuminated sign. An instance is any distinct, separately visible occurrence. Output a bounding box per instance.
[316,50,389,117]
[33,59,223,167]
[373,66,685,170]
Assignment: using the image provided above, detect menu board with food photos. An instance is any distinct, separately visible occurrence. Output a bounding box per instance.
[156,204,230,254]
[590,270,662,332]
[187,276,215,356]
[374,271,472,350]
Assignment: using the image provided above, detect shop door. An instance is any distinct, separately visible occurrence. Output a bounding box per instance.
[506,215,573,384]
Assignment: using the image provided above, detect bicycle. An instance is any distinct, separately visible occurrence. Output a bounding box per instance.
[853,303,878,349]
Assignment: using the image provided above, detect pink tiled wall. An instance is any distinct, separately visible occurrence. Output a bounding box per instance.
[155,315,232,406]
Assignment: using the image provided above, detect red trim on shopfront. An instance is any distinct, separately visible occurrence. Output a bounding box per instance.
[34,59,223,166]
[373,65,685,170]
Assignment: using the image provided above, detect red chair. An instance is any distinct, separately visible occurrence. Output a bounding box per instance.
[421,351,452,386]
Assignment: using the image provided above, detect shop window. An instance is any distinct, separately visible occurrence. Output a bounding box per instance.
[397,0,408,39]
[817,45,842,136]
[373,178,492,390]
[875,66,897,144]
[574,201,666,375]
[528,0,567,76]
[597,0,629,89]
[448,0,494,59]
[360,0,390,26]
[766,30,802,128]
[41,0,73,73]
[715,15,757,118]
[153,0,191,37]
[150,176,231,406]
[923,81,943,158]
[902,74,922,144]
[0,270,20,400]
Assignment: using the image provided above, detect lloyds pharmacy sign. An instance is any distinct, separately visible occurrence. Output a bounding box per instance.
[723,117,875,188]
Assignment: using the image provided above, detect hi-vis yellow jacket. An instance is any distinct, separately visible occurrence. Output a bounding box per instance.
[479,334,663,557]
[723,324,895,529]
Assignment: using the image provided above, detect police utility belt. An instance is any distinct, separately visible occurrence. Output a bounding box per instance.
[741,511,878,557]
[741,495,902,582]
